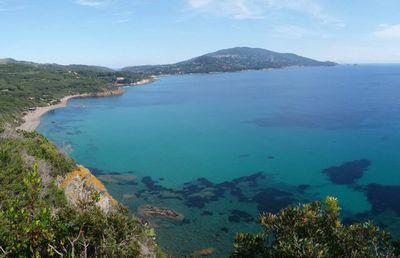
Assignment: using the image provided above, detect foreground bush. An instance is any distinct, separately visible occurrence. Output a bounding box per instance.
[232,197,400,258]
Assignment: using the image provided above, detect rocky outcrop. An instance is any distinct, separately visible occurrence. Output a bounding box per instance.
[58,166,118,213]
[138,205,184,221]
[189,247,216,257]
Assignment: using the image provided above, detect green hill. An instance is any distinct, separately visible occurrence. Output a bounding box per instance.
[122,47,336,74]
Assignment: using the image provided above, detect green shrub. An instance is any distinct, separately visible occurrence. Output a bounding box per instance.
[232,197,399,258]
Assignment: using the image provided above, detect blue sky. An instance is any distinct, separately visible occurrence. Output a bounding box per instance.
[1,0,400,67]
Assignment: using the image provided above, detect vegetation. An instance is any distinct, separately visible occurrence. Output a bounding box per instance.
[0,128,162,257]
[0,61,148,124]
[232,197,400,258]
[122,47,336,75]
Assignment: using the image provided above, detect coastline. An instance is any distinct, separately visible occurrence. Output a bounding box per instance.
[17,88,124,132]
[17,76,158,132]
[130,76,157,86]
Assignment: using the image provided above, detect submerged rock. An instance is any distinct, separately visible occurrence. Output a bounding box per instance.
[138,205,184,221]
[253,188,296,213]
[188,247,216,257]
[228,209,254,223]
[323,159,370,185]
[366,184,400,215]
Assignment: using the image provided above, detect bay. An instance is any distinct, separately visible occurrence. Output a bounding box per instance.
[39,65,400,257]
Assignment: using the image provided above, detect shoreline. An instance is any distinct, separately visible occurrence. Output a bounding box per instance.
[17,88,125,132]
[18,76,158,132]
[130,76,157,86]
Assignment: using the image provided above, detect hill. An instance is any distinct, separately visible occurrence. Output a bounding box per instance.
[0,61,147,124]
[122,47,336,74]
[0,58,114,73]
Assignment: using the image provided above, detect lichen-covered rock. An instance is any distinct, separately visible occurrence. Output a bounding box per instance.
[58,165,118,213]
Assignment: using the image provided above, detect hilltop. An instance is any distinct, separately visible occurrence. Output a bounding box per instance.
[122,47,336,74]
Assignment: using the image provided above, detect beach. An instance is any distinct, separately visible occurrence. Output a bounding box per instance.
[130,76,157,86]
[17,88,124,132]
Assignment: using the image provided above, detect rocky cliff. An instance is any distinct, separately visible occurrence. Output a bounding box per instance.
[58,165,118,213]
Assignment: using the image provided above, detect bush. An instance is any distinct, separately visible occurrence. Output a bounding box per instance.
[232,197,399,258]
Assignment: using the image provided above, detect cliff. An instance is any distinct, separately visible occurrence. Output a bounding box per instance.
[58,165,118,213]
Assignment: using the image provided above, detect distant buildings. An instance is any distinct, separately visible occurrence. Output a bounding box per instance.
[115,77,126,84]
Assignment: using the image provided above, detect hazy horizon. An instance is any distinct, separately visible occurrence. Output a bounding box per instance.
[1,0,400,67]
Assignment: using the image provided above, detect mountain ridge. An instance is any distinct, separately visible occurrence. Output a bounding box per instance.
[123,47,336,74]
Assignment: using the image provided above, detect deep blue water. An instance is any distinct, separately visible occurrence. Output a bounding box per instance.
[39,65,400,257]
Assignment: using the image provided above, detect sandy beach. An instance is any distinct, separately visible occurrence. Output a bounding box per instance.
[130,76,157,86]
[17,88,124,132]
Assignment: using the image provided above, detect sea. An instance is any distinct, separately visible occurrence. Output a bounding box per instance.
[38,65,400,257]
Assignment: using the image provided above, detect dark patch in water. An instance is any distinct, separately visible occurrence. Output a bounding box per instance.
[342,211,371,225]
[201,210,213,216]
[135,190,146,198]
[159,177,165,181]
[141,176,167,191]
[323,159,371,185]
[253,188,296,213]
[366,184,400,215]
[220,227,229,233]
[297,184,310,193]
[228,210,254,223]
[230,171,264,187]
[181,218,191,225]
[229,188,251,202]
[137,172,299,216]
[197,177,214,187]
[266,156,274,160]
[185,196,207,208]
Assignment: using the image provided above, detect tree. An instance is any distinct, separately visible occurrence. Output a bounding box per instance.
[232,197,399,258]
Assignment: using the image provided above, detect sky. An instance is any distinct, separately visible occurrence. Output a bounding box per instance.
[1,0,400,67]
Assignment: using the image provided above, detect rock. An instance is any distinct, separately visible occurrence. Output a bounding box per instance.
[138,205,184,221]
[58,166,118,213]
[189,247,216,257]
[122,194,135,200]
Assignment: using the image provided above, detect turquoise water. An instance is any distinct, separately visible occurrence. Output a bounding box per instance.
[39,65,400,257]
